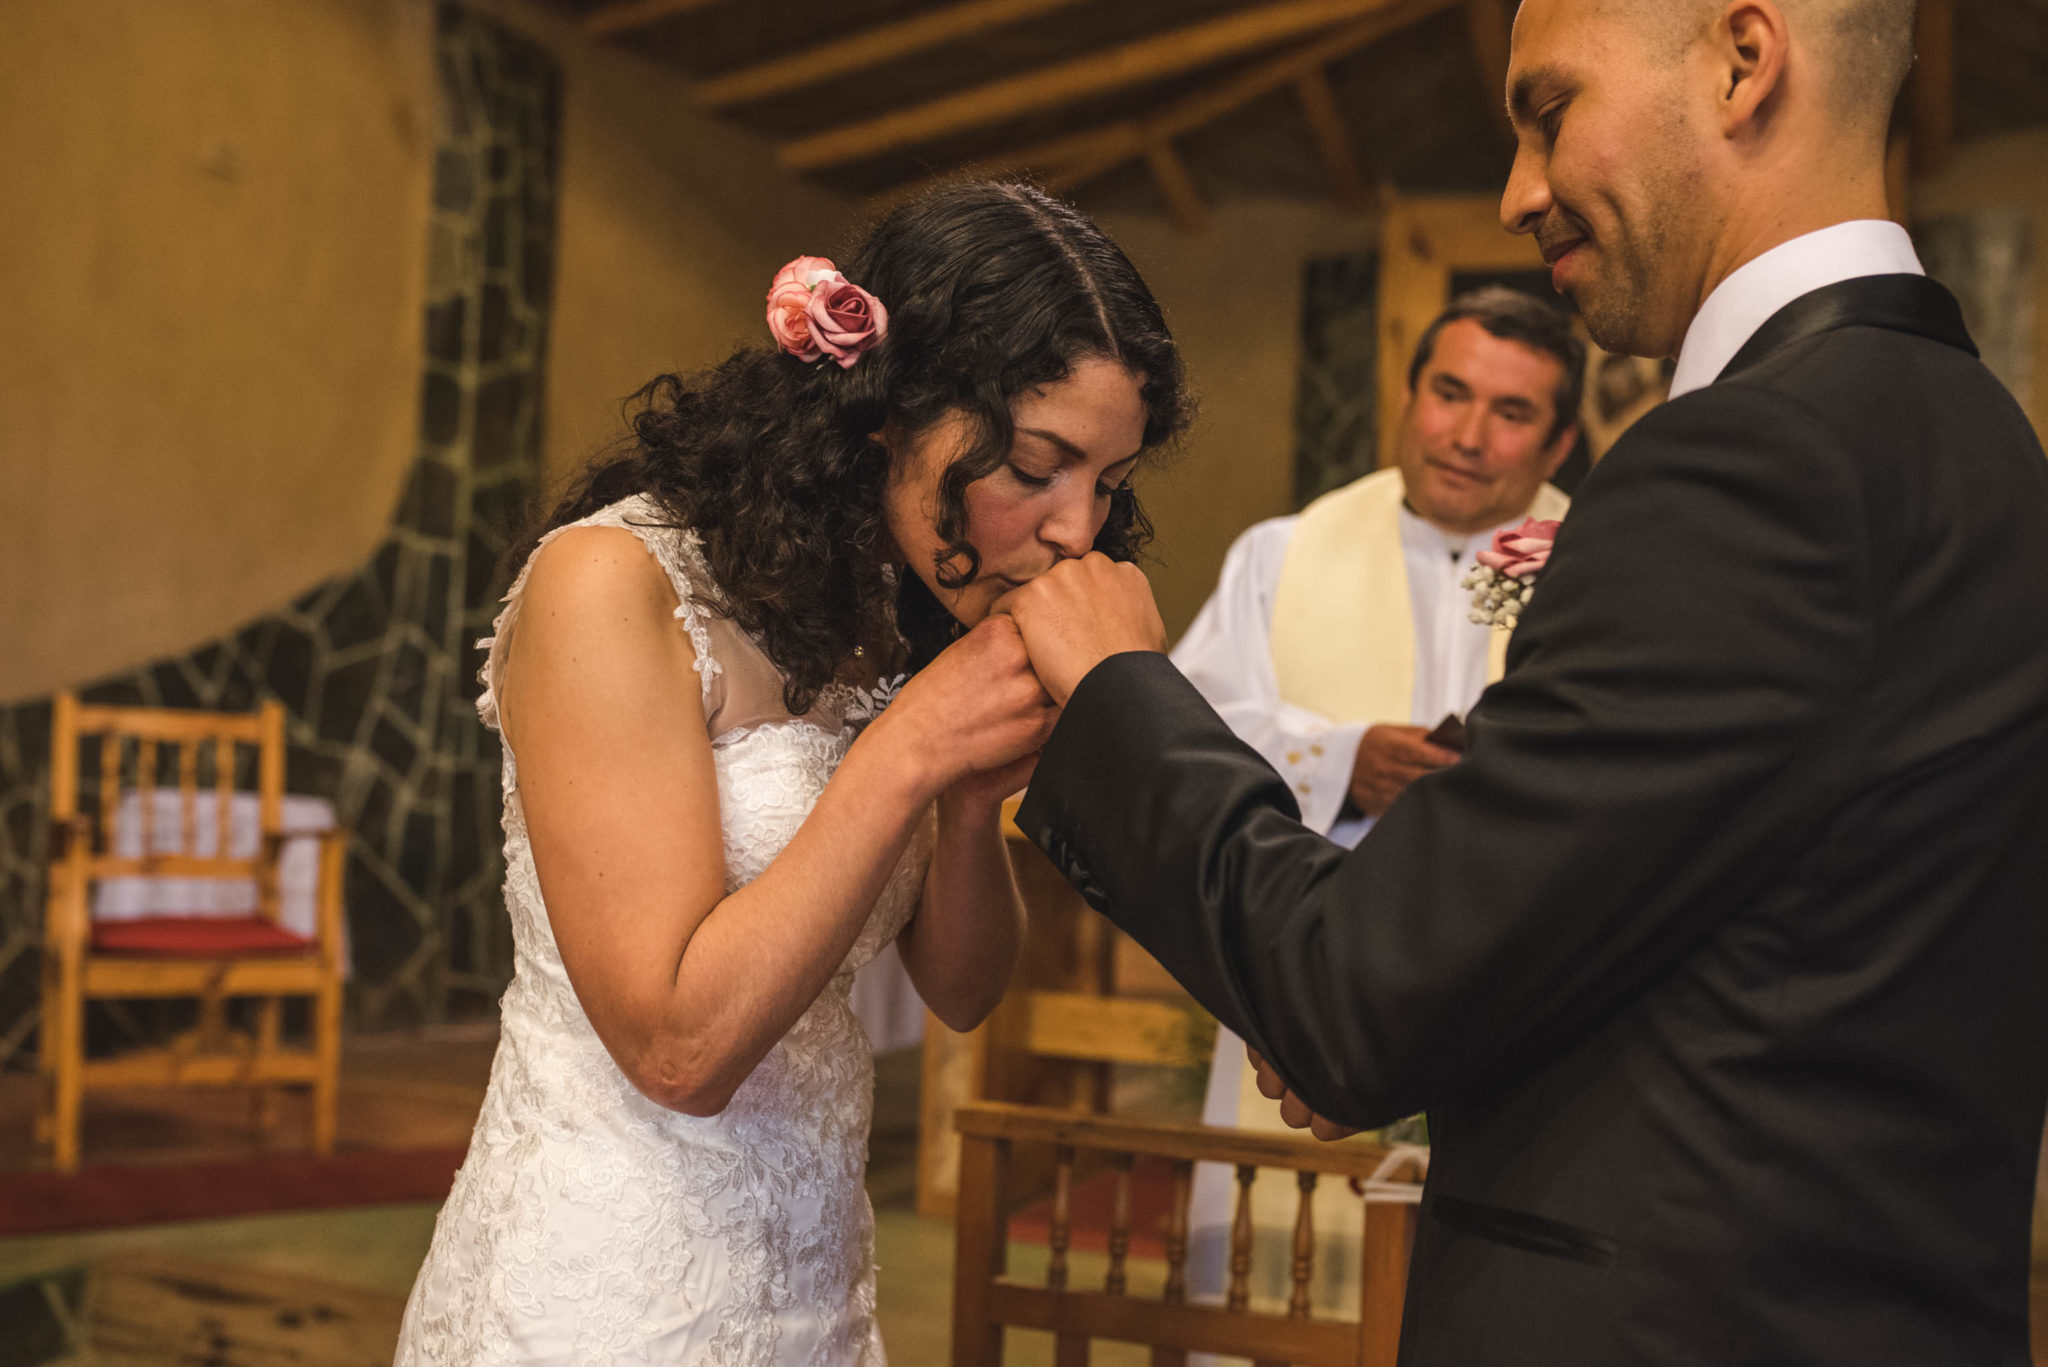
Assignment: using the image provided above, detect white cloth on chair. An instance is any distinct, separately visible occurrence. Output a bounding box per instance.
[92,790,346,971]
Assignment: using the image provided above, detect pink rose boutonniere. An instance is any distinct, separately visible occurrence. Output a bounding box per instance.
[1462,517,1562,629]
[765,255,888,369]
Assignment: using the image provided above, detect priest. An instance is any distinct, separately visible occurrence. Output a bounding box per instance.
[1169,286,1580,1307]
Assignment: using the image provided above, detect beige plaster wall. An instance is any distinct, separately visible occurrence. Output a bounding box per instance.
[1099,201,1385,640]
[1913,126,2048,441]
[0,0,851,703]
[459,0,852,491]
[0,0,434,702]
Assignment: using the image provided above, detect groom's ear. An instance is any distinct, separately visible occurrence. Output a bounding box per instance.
[1712,1,1791,140]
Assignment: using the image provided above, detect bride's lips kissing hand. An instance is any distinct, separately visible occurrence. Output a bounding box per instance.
[991,553,1167,707]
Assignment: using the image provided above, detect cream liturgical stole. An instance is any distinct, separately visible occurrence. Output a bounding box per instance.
[1268,466,1572,727]
[1207,469,1571,1309]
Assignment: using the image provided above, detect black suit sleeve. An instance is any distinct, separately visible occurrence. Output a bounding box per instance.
[1017,385,1873,1129]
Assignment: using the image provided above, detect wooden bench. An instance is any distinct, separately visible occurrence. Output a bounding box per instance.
[953,1101,1425,1367]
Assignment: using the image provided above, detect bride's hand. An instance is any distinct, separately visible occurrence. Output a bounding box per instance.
[868,615,1056,801]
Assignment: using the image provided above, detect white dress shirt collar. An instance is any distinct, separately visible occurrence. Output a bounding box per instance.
[1667,220,1925,400]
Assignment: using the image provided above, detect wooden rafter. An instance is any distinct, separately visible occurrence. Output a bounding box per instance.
[1460,0,1514,139]
[1909,0,1955,176]
[582,0,722,37]
[779,0,1443,172]
[871,0,1454,210]
[1145,142,1209,231]
[1292,67,1372,212]
[865,126,1138,215]
[696,0,1091,108]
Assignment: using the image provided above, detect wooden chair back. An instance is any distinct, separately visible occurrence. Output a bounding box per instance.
[953,1102,1423,1367]
[49,692,289,917]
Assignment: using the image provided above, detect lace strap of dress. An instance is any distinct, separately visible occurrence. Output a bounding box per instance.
[475,495,723,732]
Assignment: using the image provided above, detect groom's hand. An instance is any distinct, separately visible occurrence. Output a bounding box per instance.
[1248,1046,1361,1143]
[991,554,1166,706]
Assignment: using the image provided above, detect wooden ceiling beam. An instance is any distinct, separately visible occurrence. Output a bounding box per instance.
[1293,67,1373,213]
[863,123,1144,214]
[1460,0,1515,142]
[780,0,1441,172]
[696,0,1092,108]
[583,0,723,38]
[936,0,1451,206]
[1145,143,1210,231]
[1909,0,1955,177]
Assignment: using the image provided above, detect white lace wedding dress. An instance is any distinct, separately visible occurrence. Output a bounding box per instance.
[395,495,931,1366]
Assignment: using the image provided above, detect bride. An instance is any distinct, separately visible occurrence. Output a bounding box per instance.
[394,182,1190,1364]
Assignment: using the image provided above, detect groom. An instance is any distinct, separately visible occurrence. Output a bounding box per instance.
[999,0,2048,1363]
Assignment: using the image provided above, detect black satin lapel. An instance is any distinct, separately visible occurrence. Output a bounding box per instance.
[1719,274,1978,384]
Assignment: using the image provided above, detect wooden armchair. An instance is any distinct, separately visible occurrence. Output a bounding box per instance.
[953,1102,1424,1367]
[37,693,346,1170]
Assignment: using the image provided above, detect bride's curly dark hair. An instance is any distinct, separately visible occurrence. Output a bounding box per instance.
[523,180,1193,714]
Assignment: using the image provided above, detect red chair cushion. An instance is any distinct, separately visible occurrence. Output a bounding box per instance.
[91,916,315,957]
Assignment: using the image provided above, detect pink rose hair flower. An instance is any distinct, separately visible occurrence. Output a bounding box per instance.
[765,255,888,368]
[1463,517,1563,630]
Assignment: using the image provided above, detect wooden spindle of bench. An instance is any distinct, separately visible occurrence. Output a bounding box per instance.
[1290,1170,1318,1319]
[1162,1158,1192,1305]
[1048,1144,1074,1292]
[1228,1163,1256,1312]
[1151,1157,1194,1367]
[1105,1151,1135,1294]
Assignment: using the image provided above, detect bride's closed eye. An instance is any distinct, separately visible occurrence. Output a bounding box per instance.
[1006,461,1129,499]
[1005,461,1057,490]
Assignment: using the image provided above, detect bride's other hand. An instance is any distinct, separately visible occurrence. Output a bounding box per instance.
[868,615,1056,796]
[991,553,1166,706]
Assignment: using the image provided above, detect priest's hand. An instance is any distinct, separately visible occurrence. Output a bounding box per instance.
[1248,1046,1362,1143]
[991,554,1167,706]
[1348,725,1460,816]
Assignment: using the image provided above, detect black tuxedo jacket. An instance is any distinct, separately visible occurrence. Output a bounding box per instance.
[1018,275,2048,1365]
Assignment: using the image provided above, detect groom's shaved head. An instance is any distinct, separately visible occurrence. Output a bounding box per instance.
[1622,0,1918,125]
[1502,0,1918,358]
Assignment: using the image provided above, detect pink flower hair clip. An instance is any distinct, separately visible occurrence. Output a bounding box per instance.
[1462,517,1562,630]
[765,255,889,369]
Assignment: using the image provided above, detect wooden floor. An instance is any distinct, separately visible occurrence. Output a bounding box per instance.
[0,1023,497,1172]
